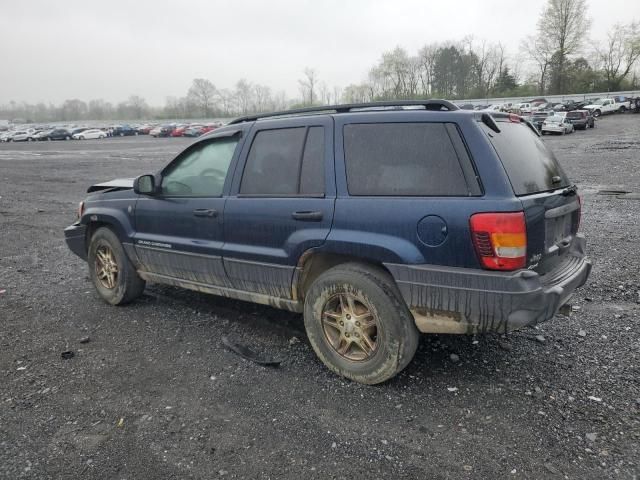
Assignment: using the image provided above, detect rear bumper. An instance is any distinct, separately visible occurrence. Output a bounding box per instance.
[385,235,592,334]
[64,223,87,261]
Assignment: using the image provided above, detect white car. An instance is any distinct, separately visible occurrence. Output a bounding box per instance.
[11,128,37,142]
[541,115,574,135]
[73,128,107,140]
[583,98,630,117]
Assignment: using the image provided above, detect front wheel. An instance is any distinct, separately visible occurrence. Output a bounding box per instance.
[65,136,70,140]
[303,263,419,385]
[593,109,601,117]
[88,227,145,305]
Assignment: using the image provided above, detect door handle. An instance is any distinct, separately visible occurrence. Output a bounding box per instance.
[292,210,323,221]
[193,208,218,218]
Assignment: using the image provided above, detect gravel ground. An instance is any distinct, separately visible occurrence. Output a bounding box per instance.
[0,116,639,479]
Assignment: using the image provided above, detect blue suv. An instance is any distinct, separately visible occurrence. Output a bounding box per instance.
[64,100,591,384]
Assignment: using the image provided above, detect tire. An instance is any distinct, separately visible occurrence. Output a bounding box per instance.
[135,132,139,136]
[619,106,626,113]
[65,136,70,140]
[88,227,145,305]
[27,137,33,142]
[119,132,124,137]
[593,109,601,117]
[303,263,419,385]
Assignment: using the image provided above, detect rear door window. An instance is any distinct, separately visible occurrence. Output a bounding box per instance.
[343,123,471,196]
[481,121,569,195]
[240,126,326,196]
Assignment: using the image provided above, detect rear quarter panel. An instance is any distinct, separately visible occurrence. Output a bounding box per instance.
[327,113,522,267]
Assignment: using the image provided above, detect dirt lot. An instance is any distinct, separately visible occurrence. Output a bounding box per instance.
[1,116,639,479]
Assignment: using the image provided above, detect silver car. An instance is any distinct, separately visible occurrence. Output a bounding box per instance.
[541,114,574,135]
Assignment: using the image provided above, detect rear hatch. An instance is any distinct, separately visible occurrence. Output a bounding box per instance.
[565,111,585,123]
[480,116,580,275]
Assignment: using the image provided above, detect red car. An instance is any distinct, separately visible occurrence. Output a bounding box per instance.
[170,125,188,137]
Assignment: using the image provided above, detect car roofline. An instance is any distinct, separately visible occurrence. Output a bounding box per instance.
[227,100,459,124]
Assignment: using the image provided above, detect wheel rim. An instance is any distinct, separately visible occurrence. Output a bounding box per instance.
[321,292,379,361]
[95,245,119,289]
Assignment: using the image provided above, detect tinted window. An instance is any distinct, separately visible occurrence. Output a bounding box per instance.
[240,128,306,195]
[240,127,325,196]
[482,122,569,195]
[343,123,468,196]
[161,137,238,196]
[300,126,325,195]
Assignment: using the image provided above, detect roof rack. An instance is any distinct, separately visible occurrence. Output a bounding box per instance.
[227,100,459,125]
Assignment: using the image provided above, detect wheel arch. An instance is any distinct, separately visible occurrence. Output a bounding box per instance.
[293,250,397,301]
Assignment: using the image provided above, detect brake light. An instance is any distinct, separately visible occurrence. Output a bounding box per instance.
[77,201,85,219]
[470,212,527,270]
[508,113,520,123]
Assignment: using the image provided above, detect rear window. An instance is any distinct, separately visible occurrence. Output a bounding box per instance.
[482,121,569,196]
[343,123,470,196]
[566,111,584,119]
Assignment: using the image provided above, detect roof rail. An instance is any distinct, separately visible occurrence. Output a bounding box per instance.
[227,100,459,124]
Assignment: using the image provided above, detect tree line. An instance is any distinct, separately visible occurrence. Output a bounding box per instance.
[1,0,638,123]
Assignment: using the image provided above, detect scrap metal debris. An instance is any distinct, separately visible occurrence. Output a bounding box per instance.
[61,351,75,360]
[221,336,282,367]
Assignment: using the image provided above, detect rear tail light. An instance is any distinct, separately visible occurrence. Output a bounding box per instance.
[470,212,527,271]
[77,201,85,219]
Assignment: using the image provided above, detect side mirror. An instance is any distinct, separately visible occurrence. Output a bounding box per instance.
[133,174,157,195]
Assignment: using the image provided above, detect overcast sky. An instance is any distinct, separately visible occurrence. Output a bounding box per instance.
[1,0,638,106]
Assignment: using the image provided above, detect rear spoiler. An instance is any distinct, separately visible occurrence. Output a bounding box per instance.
[477,112,541,137]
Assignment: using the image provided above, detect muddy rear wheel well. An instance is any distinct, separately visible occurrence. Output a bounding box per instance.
[295,252,396,301]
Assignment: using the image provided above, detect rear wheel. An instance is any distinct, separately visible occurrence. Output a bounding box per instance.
[619,106,626,113]
[88,227,145,305]
[303,263,419,385]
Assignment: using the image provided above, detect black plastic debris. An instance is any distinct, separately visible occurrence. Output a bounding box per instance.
[61,351,75,360]
[221,336,282,367]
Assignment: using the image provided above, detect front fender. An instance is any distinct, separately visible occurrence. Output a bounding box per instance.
[80,204,135,245]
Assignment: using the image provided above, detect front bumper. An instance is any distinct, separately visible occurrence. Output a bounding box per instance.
[385,235,592,334]
[64,222,87,261]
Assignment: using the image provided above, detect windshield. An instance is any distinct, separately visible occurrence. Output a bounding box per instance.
[481,121,570,196]
[592,99,605,105]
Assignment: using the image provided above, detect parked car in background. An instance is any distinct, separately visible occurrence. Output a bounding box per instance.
[11,128,38,142]
[33,129,53,141]
[182,126,204,137]
[565,110,595,130]
[71,127,89,137]
[149,126,162,137]
[73,128,107,140]
[64,100,591,384]
[136,124,154,135]
[112,125,138,136]
[531,111,553,131]
[0,131,12,142]
[541,114,574,134]
[583,98,629,117]
[170,125,188,137]
[46,128,73,140]
[157,125,176,137]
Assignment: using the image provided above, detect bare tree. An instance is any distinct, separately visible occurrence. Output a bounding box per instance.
[235,79,253,114]
[522,34,555,94]
[537,0,591,93]
[187,78,217,117]
[595,22,640,91]
[298,68,318,105]
[127,95,148,119]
